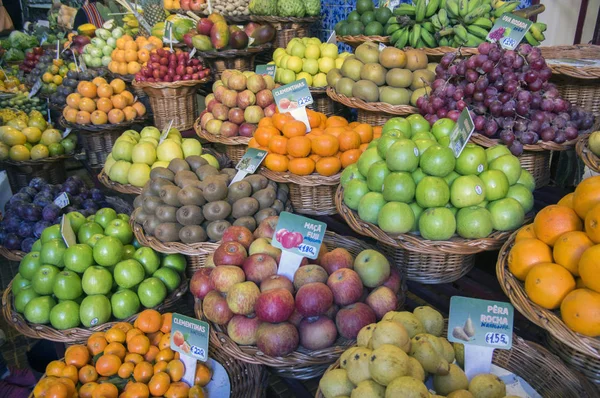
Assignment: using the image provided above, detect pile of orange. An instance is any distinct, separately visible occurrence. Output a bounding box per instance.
[32,310,211,398]
[62,77,146,126]
[249,110,380,176]
[507,175,600,337]
[108,35,162,76]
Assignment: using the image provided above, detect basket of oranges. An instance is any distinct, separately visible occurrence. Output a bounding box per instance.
[30,309,269,398]
[106,35,163,84]
[252,110,379,216]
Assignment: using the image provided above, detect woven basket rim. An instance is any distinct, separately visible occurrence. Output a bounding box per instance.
[0,154,71,166]
[542,44,600,79]
[59,116,146,133]
[195,43,272,59]
[194,118,251,146]
[248,15,320,23]
[576,134,600,174]
[335,185,529,254]
[471,132,579,152]
[496,231,600,359]
[98,169,143,195]
[258,167,341,186]
[309,87,328,95]
[336,35,390,46]
[132,78,210,89]
[326,87,418,115]
[0,245,25,262]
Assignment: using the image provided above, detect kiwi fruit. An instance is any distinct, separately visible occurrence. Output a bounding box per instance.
[203,179,228,202]
[255,208,277,224]
[186,155,208,170]
[220,168,237,182]
[176,205,205,226]
[272,199,284,213]
[174,170,198,187]
[232,197,260,218]
[160,185,182,207]
[150,167,175,181]
[179,225,208,243]
[276,188,288,203]
[196,165,220,180]
[253,187,277,210]
[177,186,206,206]
[134,210,151,224]
[155,205,178,223]
[133,195,144,209]
[206,220,231,241]
[228,180,252,203]
[154,222,183,243]
[267,180,278,190]
[143,216,160,236]
[233,216,257,232]
[168,158,190,174]
[142,196,163,215]
[150,178,174,196]
[141,186,155,198]
[203,200,232,221]
[244,175,268,193]
[201,219,211,231]
[177,179,202,189]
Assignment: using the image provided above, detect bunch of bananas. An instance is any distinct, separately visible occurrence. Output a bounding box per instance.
[122,14,140,37]
[386,0,546,49]
[0,109,28,123]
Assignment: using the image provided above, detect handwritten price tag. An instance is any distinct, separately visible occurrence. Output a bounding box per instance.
[484,332,509,347]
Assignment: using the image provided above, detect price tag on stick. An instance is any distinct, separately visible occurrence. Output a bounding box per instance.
[230,148,268,185]
[29,78,42,99]
[56,41,60,60]
[272,78,313,131]
[170,313,210,386]
[448,297,514,379]
[327,30,337,44]
[486,13,532,50]
[272,212,326,281]
[60,215,77,247]
[448,108,475,158]
[159,120,174,144]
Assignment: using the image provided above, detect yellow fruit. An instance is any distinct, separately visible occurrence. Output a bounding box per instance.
[9,145,30,161]
[2,128,27,146]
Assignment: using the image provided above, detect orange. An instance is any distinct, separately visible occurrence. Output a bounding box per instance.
[354,123,373,143]
[348,121,360,129]
[326,115,349,128]
[254,127,278,147]
[78,81,97,98]
[507,238,553,281]
[561,288,600,337]
[164,381,190,398]
[116,38,127,50]
[525,262,575,309]
[147,331,164,347]
[288,158,315,176]
[558,192,574,209]
[148,372,171,397]
[132,102,146,117]
[121,91,134,106]
[248,137,260,148]
[125,49,138,63]
[287,136,311,158]
[55,377,76,397]
[156,348,175,362]
[268,135,288,155]
[46,360,66,377]
[104,342,126,360]
[585,203,600,243]
[188,385,205,398]
[95,354,122,377]
[373,126,383,138]
[124,104,138,120]
[258,117,274,128]
[124,353,144,365]
[125,382,150,398]
[573,176,600,219]
[96,97,113,113]
[63,107,78,123]
[195,363,212,387]
[161,313,172,333]
[578,245,600,293]
[76,110,91,125]
[340,149,362,168]
[128,334,151,355]
[312,134,339,157]
[79,364,98,383]
[61,364,78,383]
[153,360,168,374]
[111,94,127,110]
[316,157,342,176]
[144,345,160,362]
[97,84,114,98]
[105,328,127,344]
[359,143,369,152]
[79,382,98,398]
[264,153,289,172]
[553,231,594,275]
[124,40,138,51]
[118,361,135,379]
[282,120,307,138]
[138,49,150,63]
[576,277,586,289]
[323,126,345,138]
[515,224,536,242]
[108,109,125,124]
[338,130,362,151]
[92,77,108,86]
[158,333,171,350]
[167,359,184,382]
[91,382,118,398]
[66,93,81,109]
[126,328,144,343]
[33,376,58,397]
[78,97,96,113]
[533,205,582,246]
[110,79,126,94]
[133,361,154,383]
[137,309,162,333]
[272,113,293,131]
[309,154,321,163]
[45,382,68,398]
[307,109,321,128]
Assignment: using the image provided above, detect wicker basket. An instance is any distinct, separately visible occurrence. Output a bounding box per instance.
[2,273,188,343]
[497,231,600,384]
[308,88,337,117]
[316,331,598,397]
[133,79,209,132]
[337,186,528,284]
[0,155,69,193]
[194,230,407,379]
[194,118,249,164]
[249,16,319,49]
[576,133,600,174]
[97,168,143,195]
[0,246,25,262]
[336,35,390,48]
[196,45,272,80]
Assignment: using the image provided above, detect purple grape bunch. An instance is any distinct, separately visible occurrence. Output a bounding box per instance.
[417,42,595,155]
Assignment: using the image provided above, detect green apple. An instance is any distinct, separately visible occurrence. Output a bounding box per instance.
[305,44,320,59]
[122,129,140,141]
[131,142,157,165]
[479,170,509,201]
[24,296,56,324]
[77,222,103,244]
[104,218,133,244]
[137,277,167,308]
[95,208,117,229]
[64,243,94,273]
[485,145,512,164]
[343,179,369,210]
[140,126,161,141]
[302,59,319,75]
[50,300,81,330]
[431,118,455,142]
[53,270,83,300]
[111,289,140,319]
[157,140,184,162]
[161,253,187,273]
[456,206,493,239]
[321,43,339,59]
[201,153,219,168]
[450,175,486,208]
[487,197,525,231]
[108,160,132,185]
[378,202,414,234]
[456,143,487,175]
[66,211,86,234]
[358,192,387,225]
[82,266,113,295]
[111,140,134,162]
[419,207,456,240]
[79,294,112,327]
[353,249,390,288]
[114,259,145,288]
[182,138,202,157]
[383,117,412,138]
[489,154,522,185]
[134,247,161,275]
[128,163,151,187]
[93,236,124,267]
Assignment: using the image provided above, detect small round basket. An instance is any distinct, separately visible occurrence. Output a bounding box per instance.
[337,186,528,284]
[326,87,418,125]
[497,231,600,385]
[258,168,339,216]
[196,45,272,81]
[335,35,389,48]
[576,134,600,174]
[315,330,597,397]
[194,118,249,164]
[133,78,209,131]
[97,168,143,195]
[250,16,319,49]
[195,230,407,380]
[0,155,70,193]
[2,274,188,343]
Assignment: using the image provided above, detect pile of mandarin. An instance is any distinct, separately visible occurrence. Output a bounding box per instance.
[108,35,163,77]
[249,109,380,176]
[33,310,211,398]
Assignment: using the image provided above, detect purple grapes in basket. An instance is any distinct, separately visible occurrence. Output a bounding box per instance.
[418,42,595,155]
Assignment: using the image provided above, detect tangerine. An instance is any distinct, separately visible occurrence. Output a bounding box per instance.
[90,110,108,125]
[125,382,150,398]
[288,158,315,176]
[132,102,146,117]
[110,79,127,94]
[312,134,339,157]
[533,205,582,246]
[195,363,212,387]
[254,127,278,147]
[558,192,575,209]
[148,372,171,396]
[92,77,108,86]
[45,382,68,398]
[515,224,536,242]
[282,120,307,138]
[128,334,150,355]
[75,111,91,125]
[167,359,184,382]
[507,238,553,281]
[306,109,321,128]
[553,231,593,275]
[153,360,168,374]
[126,328,144,343]
[124,353,144,365]
[95,354,122,377]
[105,328,127,344]
[354,124,373,143]
[91,382,118,398]
[137,309,162,333]
[164,381,190,398]
[118,362,135,379]
[316,157,342,176]
[287,136,311,158]
[78,82,97,98]
[144,345,160,362]
[97,84,114,98]
[133,361,154,383]
[158,333,171,350]
[61,364,79,383]
[585,203,600,243]
[525,262,575,309]
[79,382,98,398]
[78,97,96,113]
[104,342,126,360]
[338,130,362,151]
[87,335,107,356]
[248,137,260,148]
[79,364,98,383]
[272,113,293,131]
[561,288,600,337]
[66,93,81,109]
[578,245,600,293]
[108,109,125,124]
[156,348,175,362]
[340,149,362,168]
[326,115,348,128]
[264,153,289,172]
[573,176,600,219]
[96,98,113,113]
[268,135,288,155]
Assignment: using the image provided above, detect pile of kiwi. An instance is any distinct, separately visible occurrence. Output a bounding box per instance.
[133,156,291,243]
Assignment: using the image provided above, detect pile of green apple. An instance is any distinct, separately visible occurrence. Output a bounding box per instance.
[103,126,219,188]
[82,27,121,68]
[341,115,535,240]
[11,208,187,330]
[272,37,350,87]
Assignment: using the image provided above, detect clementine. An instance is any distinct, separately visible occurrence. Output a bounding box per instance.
[525,262,575,309]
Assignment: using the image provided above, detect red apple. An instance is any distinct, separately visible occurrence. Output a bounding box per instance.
[197,19,213,35]
[190,267,214,299]
[255,288,295,323]
[248,238,281,261]
[227,281,260,315]
[263,103,277,117]
[203,290,233,325]
[288,309,303,328]
[200,111,215,129]
[256,89,274,108]
[253,216,279,239]
[327,268,363,306]
[242,253,278,284]
[181,0,191,9]
[366,286,398,320]
[222,226,254,249]
[293,265,328,290]
[256,322,299,357]
[228,107,246,126]
[210,265,245,293]
[299,316,338,350]
[335,302,377,340]
[190,0,204,11]
[227,315,261,345]
[213,241,247,266]
[295,282,333,317]
[260,275,294,294]
[382,267,402,294]
[239,123,257,137]
[320,248,354,275]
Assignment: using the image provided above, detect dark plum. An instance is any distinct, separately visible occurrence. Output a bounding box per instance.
[19,187,38,198]
[17,222,34,238]
[4,234,20,250]
[10,193,31,204]
[23,204,42,222]
[21,237,36,252]
[42,204,61,222]
[34,221,51,238]
[29,177,47,190]
[62,181,80,196]
[4,217,20,233]
[91,189,104,202]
